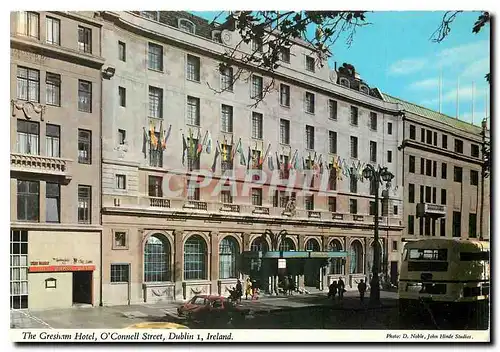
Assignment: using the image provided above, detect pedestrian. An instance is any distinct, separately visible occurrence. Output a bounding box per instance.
[357,279,367,303]
[288,276,295,295]
[283,276,290,296]
[252,280,258,300]
[337,277,345,299]
[236,279,243,303]
[245,278,252,300]
[328,281,338,300]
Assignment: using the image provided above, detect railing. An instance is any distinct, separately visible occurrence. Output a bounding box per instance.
[308,211,321,219]
[11,153,72,179]
[332,213,344,220]
[252,206,270,215]
[185,200,208,210]
[353,215,364,222]
[149,197,170,208]
[220,204,240,213]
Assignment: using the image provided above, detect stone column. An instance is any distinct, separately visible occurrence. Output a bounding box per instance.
[297,234,305,289]
[173,229,184,300]
[345,236,351,288]
[242,232,251,281]
[210,232,219,294]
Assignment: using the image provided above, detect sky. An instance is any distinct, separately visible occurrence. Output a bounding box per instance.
[192,11,490,126]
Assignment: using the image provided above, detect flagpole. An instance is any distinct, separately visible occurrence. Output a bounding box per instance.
[439,65,442,114]
[456,77,460,119]
[472,81,475,125]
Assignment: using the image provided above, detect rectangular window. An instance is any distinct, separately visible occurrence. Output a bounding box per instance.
[118,41,126,61]
[470,170,479,186]
[305,92,315,113]
[408,183,415,203]
[471,144,480,158]
[220,144,233,172]
[408,215,414,235]
[221,105,233,133]
[110,264,129,283]
[387,150,392,163]
[251,112,263,139]
[388,122,393,135]
[46,17,60,45]
[17,66,39,102]
[148,43,163,71]
[78,129,92,164]
[420,185,424,203]
[148,86,163,119]
[432,187,437,204]
[328,100,337,120]
[78,80,92,113]
[469,213,477,238]
[186,96,200,126]
[409,155,415,173]
[116,174,126,190]
[118,86,126,107]
[306,55,315,72]
[433,132,438,146]
[454,166,463,183]
[306,125,315,150]
[420,128,425,143]
[186,181,200,200]
[369,201,376,216]
[280,119,290,145]
[280,84,290,107]
[452,211,461,237]
[369,141,377,163]
[350,106,359,126]
[148,176,162,197]
[45,182,60,223]
[349,136,359,159]
[350,169,357,193]
[433,161,437,177]
[426,159,432,176]
[370,112,377,131]
[16,120,39,155]
[10,230,29,309]
[45,72,61,106]
[442,135,448,149]
[305,195,314,210]
[251,75,263,100]
[440,218,446,237]
[441,189,447,205]
[17,180,39,221]
[442,163,447,179]
[77,185,91,224]
[280,47,290,63]
[17,11,39,38]
[186,55,201,82]
[220,66,233,91]
[392,242,398,252]
[409,125,416,140]
[349,199,357,214]
[220,190,233,204]
[329,131,337,154]
[251,188,262,206]
[426,130,433,144]
[78,26,92,53]
[454,139,464,153]
[393,205,398,215]
[328,197,337,212]
[425,186,431,203]
[118,129,126,145]
[45,124,60,157]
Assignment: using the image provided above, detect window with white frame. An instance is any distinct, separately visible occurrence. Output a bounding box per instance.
[280,84,290,107]
[148,42,163,71]
[78,80,92,113]
[17,11,39,38]
[219,237,239,279]
[220,190,233,204]
[46,72,60,106]
[186,55,200,82]
[78,26,92,53]
[251,75,263,100]
[144,235,171,282]
[45,182,60,223]
[148,86,163,118]
[305,195,314,210]
[17,66,39,102]
[306,125,315,150]
[251,188,263,206]
[110,264,129,283]
[78,185,91,224]
[10,230,28,309]
[113,231,127,249]
[148,176,163,197]
[328,99,337,120]
[187,96,200,126]
[221,105,233,133]
[179,19,195,33]
[184,236,207,280]
[280,47,290,63]
[220,66,233,91]
[17,120,39,155]
[45,124,60,157]
[78,129,91,164]
[187,180,200,200]
[305,55,315,72]
[17,180,39,221]
[280,119,290,144]
[46,17,60,45]
[116,174,126,190]
[329,131,337,154]
[251,112,263,139]
[305,92,315,113]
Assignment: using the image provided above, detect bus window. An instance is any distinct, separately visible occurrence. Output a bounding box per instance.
[459,252,489,261]
[409,249,447,261]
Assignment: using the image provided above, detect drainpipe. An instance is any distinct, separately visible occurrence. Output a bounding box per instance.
[98,15,104,307]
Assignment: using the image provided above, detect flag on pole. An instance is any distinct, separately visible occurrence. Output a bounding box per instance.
[275,151,281,171]
[149,121,157,149]
[181,134,188,166]
[268,154,274,170]
[237,139,246,166]
[246,147,251,171]
[196,130,203,154]
[211,142,220,172]
[206,131,212,154]
[142,127,148,157]
[261,143,271,165]
[163,124,172,149]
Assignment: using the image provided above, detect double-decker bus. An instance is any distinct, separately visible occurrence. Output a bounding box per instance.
[399,238,489,327]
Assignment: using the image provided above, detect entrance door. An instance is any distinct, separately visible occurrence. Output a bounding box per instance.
[72,271,92,305]
[390,261,398,286]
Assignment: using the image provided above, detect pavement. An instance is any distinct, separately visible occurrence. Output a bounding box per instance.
[10,290,398,329]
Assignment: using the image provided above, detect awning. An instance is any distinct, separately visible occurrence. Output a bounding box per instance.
[242,251,348,259]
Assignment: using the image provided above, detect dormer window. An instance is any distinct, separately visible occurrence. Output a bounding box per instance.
[140,11,159,21]
[178,18,195,34]
[339,78,350,88]
[360,85,369,94]
[212,30,222,43]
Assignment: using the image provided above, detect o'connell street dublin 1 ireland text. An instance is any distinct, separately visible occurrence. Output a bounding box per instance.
[9,9,490,343]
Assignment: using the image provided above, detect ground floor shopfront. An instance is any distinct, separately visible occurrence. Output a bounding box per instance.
[10,226,101,310]
[101,212,403,306]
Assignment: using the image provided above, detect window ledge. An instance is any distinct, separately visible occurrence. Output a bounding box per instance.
[142,282,175,288]
[186,78,201,84]
[147,68,164,74]
[280,104,291,109]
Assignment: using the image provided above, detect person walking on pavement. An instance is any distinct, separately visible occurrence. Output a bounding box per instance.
[283,276,290,296]
[357,279,367,303]
[245,278,252,300]
[236,279,243,303]
[337,277,345,300]
[288,275,295,295]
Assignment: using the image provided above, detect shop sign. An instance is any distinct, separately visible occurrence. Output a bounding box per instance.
[29,265,96,273]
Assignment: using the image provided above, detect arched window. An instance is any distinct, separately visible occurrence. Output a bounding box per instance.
[144,234,171,282]
[328,239,343,275]
[350,240,363,274]
[279,238,296,252]
[178,19,195,34]
[305,238,320,251]
[184,235,207,280]
[339,78,350,88]
[219,237,239,279]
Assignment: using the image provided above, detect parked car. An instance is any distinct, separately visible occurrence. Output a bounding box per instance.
[176,294,249,325]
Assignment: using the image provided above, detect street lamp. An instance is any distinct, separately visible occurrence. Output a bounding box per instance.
[262,229,288,295]
[362,164,394,305]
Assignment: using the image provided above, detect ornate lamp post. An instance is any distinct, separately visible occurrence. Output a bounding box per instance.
[480,118,490,240]
[362,164,394,305]
[262,229,288,295]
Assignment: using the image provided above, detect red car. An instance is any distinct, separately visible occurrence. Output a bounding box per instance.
[176,295,248,325]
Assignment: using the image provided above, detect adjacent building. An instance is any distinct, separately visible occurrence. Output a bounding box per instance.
[10,11,104,310]
[98,11,404,305]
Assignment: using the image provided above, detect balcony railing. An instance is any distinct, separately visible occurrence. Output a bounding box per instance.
[149,197,170,208]
[308,211,321,219]
[332,213,344,220]
[220,204,240,213]
[184,200,208,211]
[353,215,364,222]
[252,206,270,215]
[416,203,447,217]
[11,153,72,180]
